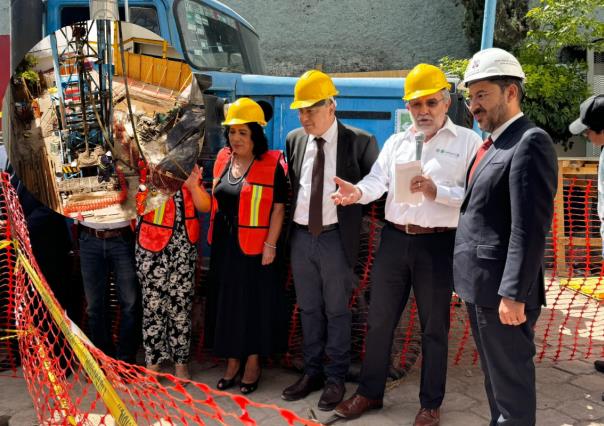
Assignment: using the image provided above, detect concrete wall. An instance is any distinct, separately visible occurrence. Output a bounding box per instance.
[0,0,8,37]
[220,0,472,76]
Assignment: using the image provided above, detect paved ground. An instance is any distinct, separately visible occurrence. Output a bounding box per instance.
[1,359,603,425]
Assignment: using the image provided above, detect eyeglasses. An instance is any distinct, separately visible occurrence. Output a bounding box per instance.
[407,98,445,111]
[467,90,494,105]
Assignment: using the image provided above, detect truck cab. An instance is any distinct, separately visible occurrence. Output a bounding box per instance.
[41,0,469,151]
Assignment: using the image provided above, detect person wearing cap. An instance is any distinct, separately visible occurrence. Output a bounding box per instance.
[207,98,287,395]
[281,70,378,410]
[332,64,481,425]
[455,48,558,424]
[569,94,604,377]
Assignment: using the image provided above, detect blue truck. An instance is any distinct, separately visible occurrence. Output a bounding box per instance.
[31,0,471,154]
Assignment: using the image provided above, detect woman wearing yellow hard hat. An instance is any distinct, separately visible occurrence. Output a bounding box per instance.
[207,97,287,395]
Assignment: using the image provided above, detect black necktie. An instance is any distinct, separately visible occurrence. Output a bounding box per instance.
[308,137,325,236]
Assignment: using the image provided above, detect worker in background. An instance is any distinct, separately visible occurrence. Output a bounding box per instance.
[78,221,139,362]
[332,64,481,426]
[281,70,378,411]
[568,94,604,380]
[454,48,558,425]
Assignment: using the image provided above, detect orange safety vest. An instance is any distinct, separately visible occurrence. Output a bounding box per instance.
[208,147,282,255]
[137,187,200,253]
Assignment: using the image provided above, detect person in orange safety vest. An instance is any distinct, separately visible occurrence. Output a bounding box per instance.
[135,164,211,380]
[206,97,287,396]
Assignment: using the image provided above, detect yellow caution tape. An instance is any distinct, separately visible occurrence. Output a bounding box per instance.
[34,330,78,425]
[0,240,12,251]
[62,166,80,174]
[16,248,136,426]
[0,330,23,341]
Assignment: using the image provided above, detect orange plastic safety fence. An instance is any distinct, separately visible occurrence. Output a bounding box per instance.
[62,168,129,215]
[280,176,603,371]
[2,167,604,424]
[0,172,318,426]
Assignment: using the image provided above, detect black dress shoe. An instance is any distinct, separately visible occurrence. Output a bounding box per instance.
[281,374,324,401]
[318,382,345,411]
[595,360,604,373]
[240,371,261,395]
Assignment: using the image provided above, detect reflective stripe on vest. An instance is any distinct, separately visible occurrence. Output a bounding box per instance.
[208,148,282,255]
[153,202,166,225]
[249,184,263,227]
[137,188,199,253]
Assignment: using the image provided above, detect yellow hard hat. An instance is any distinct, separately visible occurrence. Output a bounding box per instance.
[222,97,267,126]
[290,70,339,110]
[403,64,451,101]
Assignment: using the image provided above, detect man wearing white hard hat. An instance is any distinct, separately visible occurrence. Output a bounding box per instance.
[453,48,558,425]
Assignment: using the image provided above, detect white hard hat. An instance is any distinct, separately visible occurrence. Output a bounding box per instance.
[463,48,525,86]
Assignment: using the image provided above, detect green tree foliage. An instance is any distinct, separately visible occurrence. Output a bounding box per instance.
[459,0,529,52]
[15,54,40,84]
[439,56,468,80]
[522,63,589,146]
[523,0,604,63]
[446,0,603,147]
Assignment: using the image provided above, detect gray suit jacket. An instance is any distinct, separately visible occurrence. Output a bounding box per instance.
[453,116,558,309]
[285,120,379,267]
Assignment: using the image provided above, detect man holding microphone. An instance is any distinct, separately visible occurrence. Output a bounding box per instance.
[332,64,480,425]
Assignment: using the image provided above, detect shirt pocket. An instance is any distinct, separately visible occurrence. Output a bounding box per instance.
[425,155,464,185]
[476,244,506,260]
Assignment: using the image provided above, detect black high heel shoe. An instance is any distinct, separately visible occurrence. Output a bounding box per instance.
[240,370,261,395]
[216,365,243,390]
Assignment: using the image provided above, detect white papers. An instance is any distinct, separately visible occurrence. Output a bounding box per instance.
[394,160,423,205]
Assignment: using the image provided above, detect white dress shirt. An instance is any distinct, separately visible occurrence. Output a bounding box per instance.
[80,219,132,230]
[490,112,524,141]
[294,118,339,225]
[357,118,482,227]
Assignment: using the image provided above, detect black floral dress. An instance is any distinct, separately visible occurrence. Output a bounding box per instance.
[135,190,197,365]
[208,163,287,359]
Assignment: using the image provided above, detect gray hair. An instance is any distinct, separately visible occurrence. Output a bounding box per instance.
[440,88,451,103]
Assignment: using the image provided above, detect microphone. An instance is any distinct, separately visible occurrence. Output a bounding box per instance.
[415,131,425,161]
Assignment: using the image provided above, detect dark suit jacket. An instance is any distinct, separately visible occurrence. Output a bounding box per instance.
[286,120,379,267]
[453,116,558,309]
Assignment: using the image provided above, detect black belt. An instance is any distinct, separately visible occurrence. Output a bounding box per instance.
[387,221,455,235]
[79,224,133,239]
[294,223,339,233]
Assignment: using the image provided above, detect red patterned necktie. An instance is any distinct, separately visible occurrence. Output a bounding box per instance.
[468,137,493,182]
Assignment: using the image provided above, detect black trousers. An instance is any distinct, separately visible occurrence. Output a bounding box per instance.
[290,227,355,383]
[357,224,454,407]
[466,302,540,426]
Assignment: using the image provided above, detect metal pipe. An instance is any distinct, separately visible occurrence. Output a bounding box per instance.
[480,0,497,50]
[124,0,130,22]
[49,32,68,134]
[117,20,145,162]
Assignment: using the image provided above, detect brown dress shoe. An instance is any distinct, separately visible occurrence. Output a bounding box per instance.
[318,382,345,411]
[414,407,440,426]
[281,374,324,401]
[334,393,383,419]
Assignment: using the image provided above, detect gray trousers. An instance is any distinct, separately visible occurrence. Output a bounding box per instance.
[290,227,354,383]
